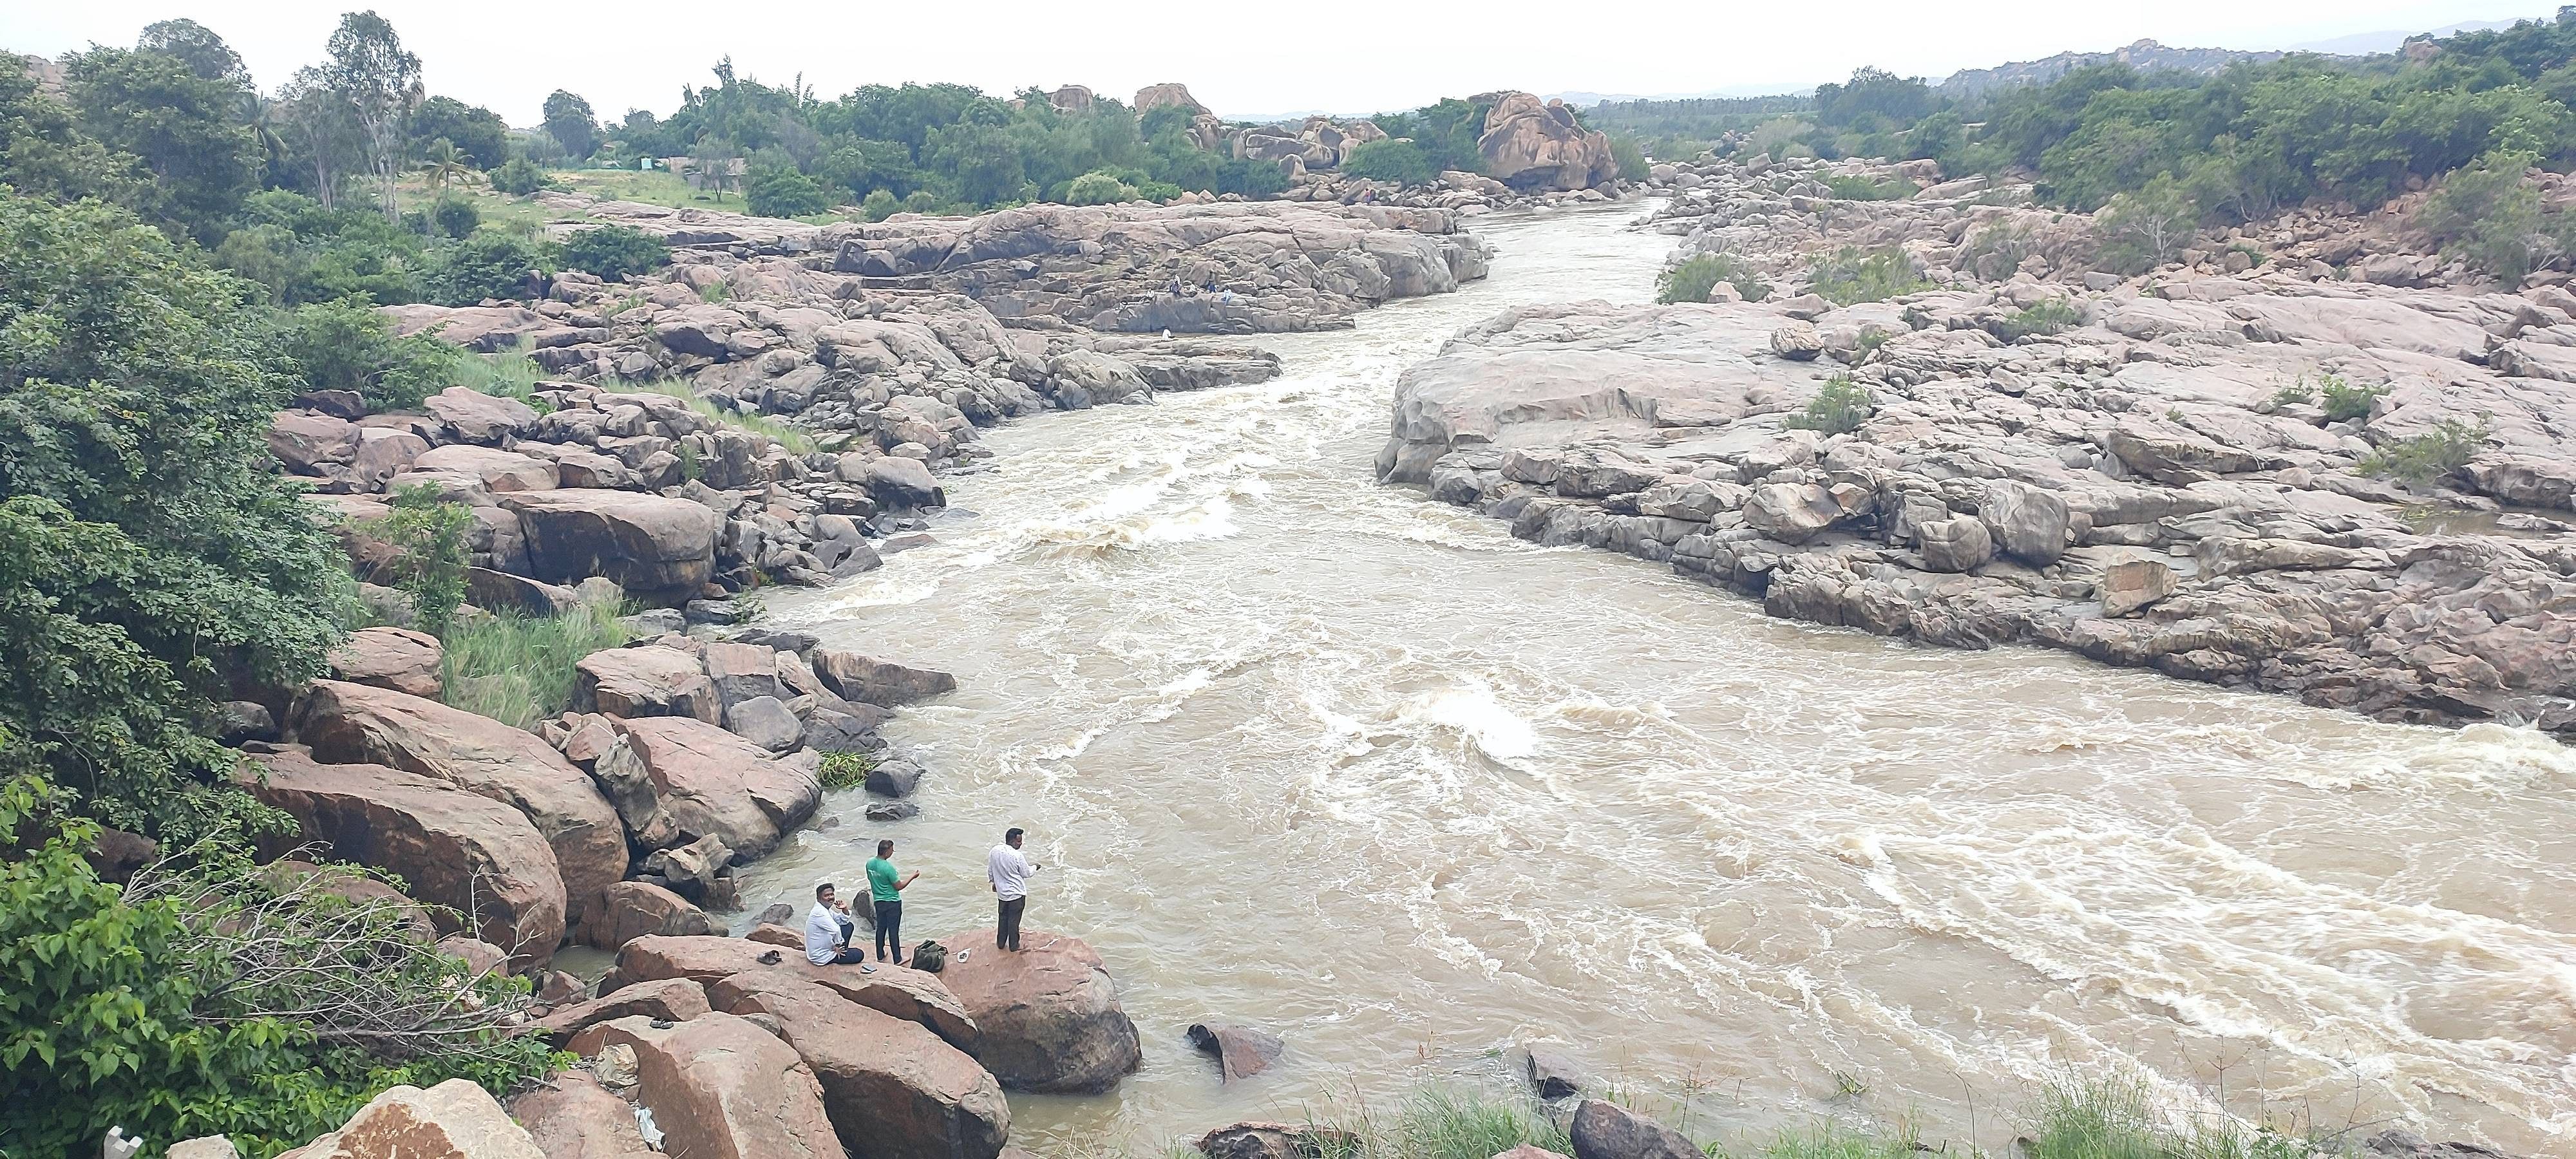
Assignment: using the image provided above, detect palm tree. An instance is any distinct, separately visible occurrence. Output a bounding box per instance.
[421,138,476,191]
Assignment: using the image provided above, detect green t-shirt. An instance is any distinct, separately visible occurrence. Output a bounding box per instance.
[866,857,902,903]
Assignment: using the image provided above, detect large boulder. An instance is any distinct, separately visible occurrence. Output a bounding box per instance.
[1569,1099,1697,1159]
[596,716,821,856]
[296,681,627,926]
[413,444,559,493]
[575,645,721,723]
[270,411,358,475]
[710,972,1010,1159]
[426,386,540,445]
[278,1079,545,1159]
[1477,93,1616,192]
[934,929,1140,1093]
[241,753,565,968]
[811,650,958,707]
[604,934,976,1049]
[1981,480,2069,566]
[566,1014,840,1159]
[532,977,712,1046]
[1133,82,1209,116]
[501,489,721,599]
[576,880,719,948]
[507,1071,654,1159]
[326,627,444,699]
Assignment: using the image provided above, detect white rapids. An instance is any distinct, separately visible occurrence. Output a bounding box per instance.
[752,203,2576,1158]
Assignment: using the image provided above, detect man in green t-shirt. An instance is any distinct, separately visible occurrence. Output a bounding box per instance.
[865,839,920,965]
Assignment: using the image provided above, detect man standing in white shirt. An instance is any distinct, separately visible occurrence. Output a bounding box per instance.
[986,827,1041,951]
[805,881,865,965]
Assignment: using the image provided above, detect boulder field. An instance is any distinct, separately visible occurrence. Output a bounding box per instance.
[1382,161,2576,731]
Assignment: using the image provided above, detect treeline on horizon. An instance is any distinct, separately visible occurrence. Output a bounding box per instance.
[1589,9,2576,229]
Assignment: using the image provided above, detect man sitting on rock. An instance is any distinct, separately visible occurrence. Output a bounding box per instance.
[987,827,1042,952]
[867,838,919,965]
[806,881,866,966]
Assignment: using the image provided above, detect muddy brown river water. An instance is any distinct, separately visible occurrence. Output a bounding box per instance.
[753,203,2576,1157]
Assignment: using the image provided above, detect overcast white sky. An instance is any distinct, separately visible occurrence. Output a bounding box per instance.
[0,2,2549,124]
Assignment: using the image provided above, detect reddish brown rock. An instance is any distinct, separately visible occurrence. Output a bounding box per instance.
[598,716,819,856]
[576,880,718,949]
[1569,1099,1698,1159]
[327,627,445,699]
[811,650,957,707]
[710,972,1009,1159]
[564,1013,840,1159]
[533,977,712,1046]
[744,922,804,948]
[413,444,559,492]
[1197,1123,1359,1159]
[241,753,565,968]
[502,489,721,598]
[296,680,626,925]
[936,929,1139,1093]
[507,1071,653,1159]
[604,934,974,1049]
[276,1078,546,1159]
[575,645,720,723]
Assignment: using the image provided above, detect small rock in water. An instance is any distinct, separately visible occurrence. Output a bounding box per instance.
[1187,1022,1285,1081]
[866,800,920,822]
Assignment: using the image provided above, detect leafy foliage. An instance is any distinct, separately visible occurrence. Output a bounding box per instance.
[422,231,540,306]
[1657,253,1770,303]
[745,165,832,216]
[2318,373,2390,422]
[1821,174,1909,201]
[1989,298,2082,342]
[361,485,471,637]
[279,298,454,411]
[440,600,632,728]
[0,191,344,829]
[62,42,262,244]
[540,89,600,162]
[488,156,549,196]
[2360,417,2490,486]
[1806,245,1928,305]
[554,223,671,280]
[817,749,880,791]
[2418,150,2555,281]
[2092,176,2198,274]
[1785,373,1876,435]
[1608,135,1651,181]
[1065,170,1141,205]
[1343,138,1436,186]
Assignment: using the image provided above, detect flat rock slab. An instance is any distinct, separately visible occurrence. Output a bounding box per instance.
[533,977,711,1046]
[566,1013,840,1159]
[507,1071,654,1159]
[326,627,444,699]
[278,1078,544,1159]
[603,934,976,1050]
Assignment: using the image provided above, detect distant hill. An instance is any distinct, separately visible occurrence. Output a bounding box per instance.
[1937,38,2300,96]
[2283,18,2523,55]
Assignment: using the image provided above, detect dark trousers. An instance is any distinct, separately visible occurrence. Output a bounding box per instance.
[825,916,864,964]
[873,900,903,961]
[996,896,1026,950]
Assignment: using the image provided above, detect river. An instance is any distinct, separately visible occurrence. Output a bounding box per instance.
[753,203,2576,1158]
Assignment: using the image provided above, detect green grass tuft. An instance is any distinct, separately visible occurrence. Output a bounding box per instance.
[818,751,880,791]
[1785,373,1875,435]
[1808,245,1930,306]
[625,382,818,454]
[2316,373,2389,423]
[1660,252,1772,304]
[2358,416,2488,486]
[440,601,633,730]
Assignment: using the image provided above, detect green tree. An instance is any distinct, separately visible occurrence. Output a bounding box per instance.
[419,137,475,192]
[744,165,831,216]
[924,120,1026,205]
[0,54,156,213]
[2418,149,2549,281]
[423,231,540,305]
[1343,138,1435,185]
[280,299,452,410]
[136,19,251,88]
[488,155,548,195]
[364,485,471,636]
[2094,175,2200,274]
[554,223,669,279]
[429,189,478,238]
[0,192,346,829]
[320,11,423,221]
[541,89,600,162]
[408,95,507,169]
[62,44,262,243]
[272,68,360,208]
[1064,170,1139,205]
[859,187,900,221]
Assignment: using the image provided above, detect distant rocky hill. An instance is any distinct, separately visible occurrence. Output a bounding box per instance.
[1937,39,2304,96]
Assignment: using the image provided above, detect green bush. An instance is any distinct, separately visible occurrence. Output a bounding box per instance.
[1989,298,2082,342]
[2359,416,2489,486]
[745,166,832,218]
[1609,135,1650,181]
[1823,174,1909,201]
[489,156,549,196]
[860,189,900,221]
[1065,170,1140,205]
[440,600,632,728]
[429,192,479,240]
[554,223,669,280]
[1785,373,1875,435]
[1342,138,1437,187]
[1807,245,1928,305]
[818,750,880,791]
[362,485,471,637]
[1657,252,1770,304]
[2093,176,2199,275]
[2317,373,2389,422]
[0,192,345,830]
[424,231,540,306]
[280,299,454,412]
[2418,150,2550,282]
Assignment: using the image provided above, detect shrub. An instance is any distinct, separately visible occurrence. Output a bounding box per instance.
[1989,297,2081,342]
[1065,170,1141,205]
[2359,416,2489,486]
[1658,252,1770,303]
[1960,219,2039,281]
[2418,149,2548,283]
[1343,138,1437,187]
[430,191,479,239]
[440,599,632,728]
[624,384,815,453]
[2317,373,2389,422]
[2268,377,2317,407]
[1823,173,1909,201]
[2094,176,2198,275]
[1786,373,1875,435]
[0,193,346,829]
[1609,135,1650,181]
[818,750,880,791]
[361,484,471,637]
[554,223,669,280]
[424,231,540,306]
[281,298,456,411]
[745,166,831,218]
[860,188,900,221]
[489,156,549,196]
[1807,245,1927,305]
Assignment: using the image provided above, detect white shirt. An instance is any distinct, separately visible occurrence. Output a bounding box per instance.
[987,844,1034,901]
[805,901,844,965]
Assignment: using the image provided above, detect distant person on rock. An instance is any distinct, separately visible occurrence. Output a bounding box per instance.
[867,838,919,965]
[987,827,1042,951]
[806,881,866,966]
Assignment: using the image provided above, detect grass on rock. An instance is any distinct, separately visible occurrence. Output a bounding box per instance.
[440,601,632,729]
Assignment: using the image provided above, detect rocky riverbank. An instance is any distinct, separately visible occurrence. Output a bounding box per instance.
[1381,160,2576,733]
